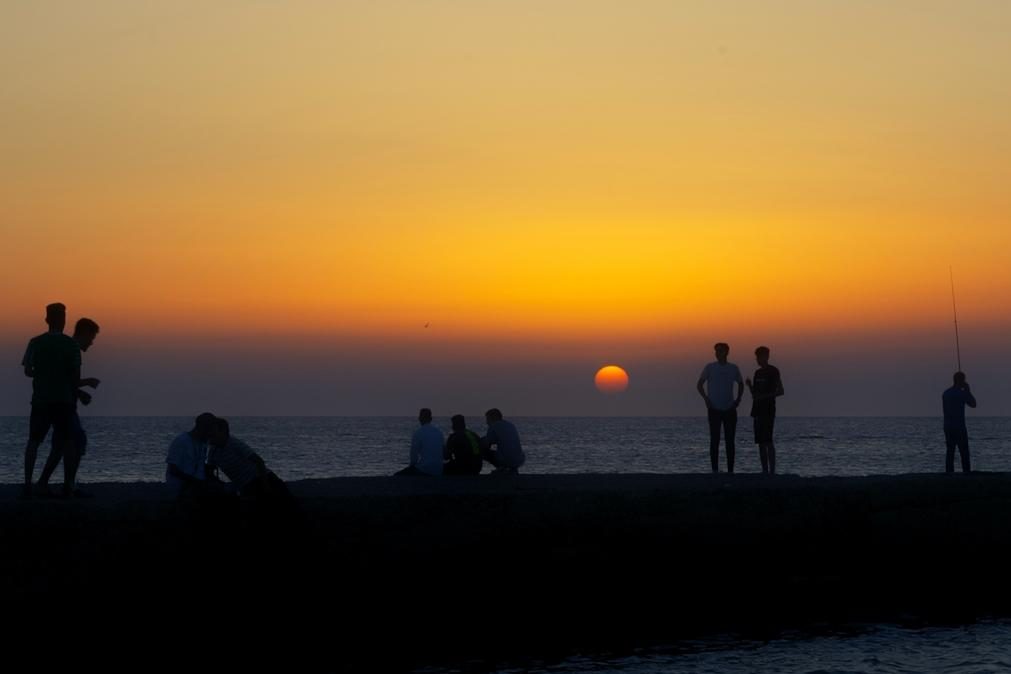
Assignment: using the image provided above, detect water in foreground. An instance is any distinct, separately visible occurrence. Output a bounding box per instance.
[424,621,1011,674]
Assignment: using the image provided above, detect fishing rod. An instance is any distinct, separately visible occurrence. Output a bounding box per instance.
[949,266,962,372]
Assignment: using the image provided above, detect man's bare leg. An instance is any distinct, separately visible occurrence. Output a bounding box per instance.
[23,440,41,498]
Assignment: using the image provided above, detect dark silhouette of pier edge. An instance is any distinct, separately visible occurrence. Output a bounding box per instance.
[3,472,1011,667]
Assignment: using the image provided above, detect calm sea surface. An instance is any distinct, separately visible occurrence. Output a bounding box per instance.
[1,416,1009,483]
[423,621,1011,674]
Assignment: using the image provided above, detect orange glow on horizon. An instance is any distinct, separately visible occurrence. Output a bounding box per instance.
[2,2,1010,349]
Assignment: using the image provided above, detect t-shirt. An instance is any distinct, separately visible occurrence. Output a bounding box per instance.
[165,432,208,496]
[445,429,483,472]
[410,423,445,476]
[750,365,782,417]
[208,437,261,491]
[485,419,525,468]
[23,331,80,405]
[942,386,977,431]
[700,361,743,411]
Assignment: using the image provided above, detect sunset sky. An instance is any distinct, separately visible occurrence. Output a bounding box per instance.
[2,1,1010,416]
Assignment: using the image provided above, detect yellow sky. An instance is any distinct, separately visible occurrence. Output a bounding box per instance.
[2,1,1010,343]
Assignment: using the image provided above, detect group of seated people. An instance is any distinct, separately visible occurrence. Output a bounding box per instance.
[165,412,292,505]
[396,408,525,476]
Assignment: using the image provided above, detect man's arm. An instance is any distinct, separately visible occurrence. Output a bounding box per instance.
[965,387,977,408]
[253,454,268,478]
[696,377,711,408]
[70,347,82,400]
[480,426,497,452]
[167,463,200,483]
[749,374,786,402]
[22,341,34,377]
[410,433,421,466]
[78,377,100,388]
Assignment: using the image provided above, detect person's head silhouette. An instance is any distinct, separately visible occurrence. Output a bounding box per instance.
[192,412,217,441]
[714,342,730,363]
[209,417,231,448]
[418,408,433,425]
[755,346,770,367]
[74,318,100,352]
[45,303,66,333]
[485,408,503,425]
[953,371,968,388]
[451,414,466,432]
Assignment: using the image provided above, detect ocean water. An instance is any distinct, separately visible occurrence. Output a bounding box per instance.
[1,416,1009,483]
[428,621,1011,674]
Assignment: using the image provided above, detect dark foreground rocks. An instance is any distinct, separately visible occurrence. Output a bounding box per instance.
[3,473,1010,669]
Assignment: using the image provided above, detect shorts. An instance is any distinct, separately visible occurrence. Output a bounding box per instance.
[51,411,87,456]
[753,415,775,444]
[28,403,75,446]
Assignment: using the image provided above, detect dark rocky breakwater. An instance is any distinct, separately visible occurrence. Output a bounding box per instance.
[3,473,1010,668]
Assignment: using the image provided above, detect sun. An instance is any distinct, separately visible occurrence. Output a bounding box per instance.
[594,365,629,394]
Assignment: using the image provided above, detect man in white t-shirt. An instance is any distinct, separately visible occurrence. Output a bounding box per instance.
[395,408,444,476]
[696,342,744,473]
[165,413,216,498]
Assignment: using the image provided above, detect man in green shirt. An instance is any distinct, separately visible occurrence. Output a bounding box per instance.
[21,303,82,499]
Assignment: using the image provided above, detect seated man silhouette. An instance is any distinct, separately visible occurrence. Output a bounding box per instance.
[480,408,525,474]
[207,417,293,505]
[395,408,444,476]
[166,412,217,499]
[443,415,483,475]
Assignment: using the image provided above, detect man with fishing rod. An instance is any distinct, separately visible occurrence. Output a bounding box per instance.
[942,372,977,473]
[943,269,976,473]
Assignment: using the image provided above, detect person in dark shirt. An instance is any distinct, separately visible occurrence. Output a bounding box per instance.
[37,318,101,498]
[942,371,977,473]
[745,346,784,475]
[20,303,81,499]
[443,415,483,475]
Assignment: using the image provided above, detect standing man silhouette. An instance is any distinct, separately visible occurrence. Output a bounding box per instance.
[21,303,81,498]
[746,346,784,475]
[697,342,744,473]
[36,318,101,497]
[942,371,977,473]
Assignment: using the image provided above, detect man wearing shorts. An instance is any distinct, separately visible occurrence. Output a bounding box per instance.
[36,318,101,497]
[746,346,784,474]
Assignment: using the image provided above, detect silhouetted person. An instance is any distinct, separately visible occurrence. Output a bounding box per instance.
[443,414,483,475]
[745,346,784,475]
[480,408,525,474]
[37,318,101,497]
[166,413,217,498]
[207,417,294,506]
[696,342,743,473]
[943,372,977,473]
[20,303,81,499]
[396,408,444,476]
